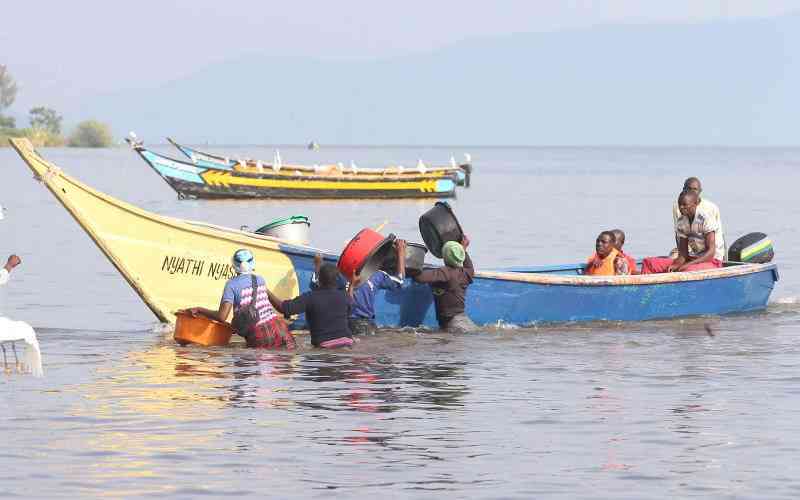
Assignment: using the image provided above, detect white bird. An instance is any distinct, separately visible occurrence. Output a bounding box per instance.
[464,153,472,163]
[450,155,457,168]
[350,160,359,174]
[416,159,427,173]
[273,150,282,172]
[255,160,263,172]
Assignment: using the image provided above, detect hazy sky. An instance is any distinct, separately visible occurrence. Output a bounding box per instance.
[2,0,799,110]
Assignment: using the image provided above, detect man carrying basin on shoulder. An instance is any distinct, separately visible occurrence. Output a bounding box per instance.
[269,262,354,349]
[310,240,407,336]
[642,190,724,274]
[181,249,296,349]
[413,235,475,333]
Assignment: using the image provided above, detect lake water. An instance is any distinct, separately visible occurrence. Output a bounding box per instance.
[1,145,799,498]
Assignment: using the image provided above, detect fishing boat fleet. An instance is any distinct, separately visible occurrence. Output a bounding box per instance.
[126,136,472,199]
[7,138,779,336]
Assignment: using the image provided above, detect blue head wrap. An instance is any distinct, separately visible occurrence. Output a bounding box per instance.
[232,249,255,274]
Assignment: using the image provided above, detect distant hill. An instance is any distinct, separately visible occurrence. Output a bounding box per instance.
[69,13,800,146]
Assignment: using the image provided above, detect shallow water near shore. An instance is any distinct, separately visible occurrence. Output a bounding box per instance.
[1,145,800,498]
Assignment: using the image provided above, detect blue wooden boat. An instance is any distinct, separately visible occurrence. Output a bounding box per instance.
[290,256,780,328]
[9,138,779,329]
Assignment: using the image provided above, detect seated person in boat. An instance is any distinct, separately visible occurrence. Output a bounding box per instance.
[269,263,354,349]
[611,229,638,275]
[181,249,295,349]
[671,177,725,254]
[413,235,475,333]
[642,190,724,274]
[584,231,621,276]
[0,254,21,286]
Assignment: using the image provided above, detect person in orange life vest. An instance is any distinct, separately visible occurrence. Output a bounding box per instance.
[641,190,723,274]
[610,229,638,275]
[585,231,620,276]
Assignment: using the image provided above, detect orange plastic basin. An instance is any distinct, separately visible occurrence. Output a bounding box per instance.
[174,312,234,347]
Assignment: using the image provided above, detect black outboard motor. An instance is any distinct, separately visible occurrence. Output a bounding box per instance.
[727,232,774,263]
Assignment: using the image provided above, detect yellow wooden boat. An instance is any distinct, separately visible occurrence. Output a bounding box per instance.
[9,138,305,323]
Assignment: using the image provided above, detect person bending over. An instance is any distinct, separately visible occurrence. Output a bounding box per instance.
[413,235,475,333]
[181,249,295,349]
[270,263,354,349]
[642,190,724,274]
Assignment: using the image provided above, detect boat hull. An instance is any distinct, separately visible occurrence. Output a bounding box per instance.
[9,138,779,328]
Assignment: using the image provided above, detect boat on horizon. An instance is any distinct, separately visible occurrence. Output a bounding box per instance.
[9,137,779,329]
[128,140,460,200]
[166,137,472,187]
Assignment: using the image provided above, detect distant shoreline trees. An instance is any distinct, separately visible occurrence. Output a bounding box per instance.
[0,65,114,148]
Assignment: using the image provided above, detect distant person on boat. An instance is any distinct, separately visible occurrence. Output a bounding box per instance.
[413,235,475,333]
[671,177,725,255]
[610,229,638,275]
[269,263,354,348]
[642,191,724,274]
[181,249,295,349]
[584,231,621,276]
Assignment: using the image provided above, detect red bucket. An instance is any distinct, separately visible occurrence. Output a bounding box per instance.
[338,228,396,282]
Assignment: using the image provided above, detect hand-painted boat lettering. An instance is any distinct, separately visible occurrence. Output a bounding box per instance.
[160,256,235,280]
[207,261,236,280]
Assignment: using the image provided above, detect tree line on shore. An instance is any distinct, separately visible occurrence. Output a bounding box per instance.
[0,65,114,147]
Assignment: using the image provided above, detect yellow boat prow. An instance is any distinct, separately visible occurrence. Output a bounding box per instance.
[8,138,303,324]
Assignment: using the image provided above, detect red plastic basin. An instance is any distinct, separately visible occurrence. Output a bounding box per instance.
[338,228,396,282]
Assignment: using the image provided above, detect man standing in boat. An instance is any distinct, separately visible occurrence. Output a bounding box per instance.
[413,235,475,332]
[642,191,724,273]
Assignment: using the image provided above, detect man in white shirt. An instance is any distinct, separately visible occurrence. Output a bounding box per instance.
[672,177,725,253]
[643,191,724,274]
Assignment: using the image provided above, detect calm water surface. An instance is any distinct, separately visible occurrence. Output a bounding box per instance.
[1,145,799,498]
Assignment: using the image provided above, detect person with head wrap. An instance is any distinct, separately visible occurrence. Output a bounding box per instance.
[413,234,475,333]
[181,249,295,349]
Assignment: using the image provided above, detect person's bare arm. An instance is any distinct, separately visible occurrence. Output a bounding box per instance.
[267,289,285,314]
[395,239,406,280]
[668,237,689,272]
[181,301,233,323]
[677,232,716,271]
[4,254,21,274]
